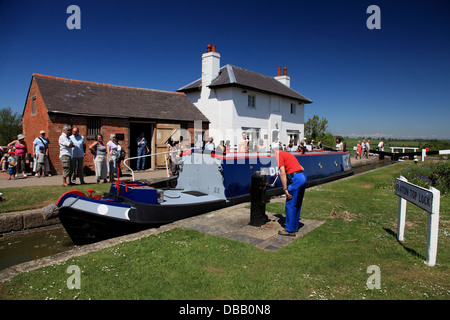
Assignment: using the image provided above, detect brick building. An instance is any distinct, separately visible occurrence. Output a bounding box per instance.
[22,74,209,175]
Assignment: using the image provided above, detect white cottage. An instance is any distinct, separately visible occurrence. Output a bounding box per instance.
[178,45,312,151]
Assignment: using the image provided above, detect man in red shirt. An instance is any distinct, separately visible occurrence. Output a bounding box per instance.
[272,142,307,236]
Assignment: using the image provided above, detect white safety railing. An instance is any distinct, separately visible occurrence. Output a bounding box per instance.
[123,150,180,181]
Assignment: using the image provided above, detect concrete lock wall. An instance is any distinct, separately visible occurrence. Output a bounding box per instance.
[0,210,60,234]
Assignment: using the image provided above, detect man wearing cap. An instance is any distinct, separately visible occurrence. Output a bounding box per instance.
[271,142,307,236]
[33,130,51,177]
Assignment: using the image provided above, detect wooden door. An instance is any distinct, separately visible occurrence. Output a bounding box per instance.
[156,123,180,167]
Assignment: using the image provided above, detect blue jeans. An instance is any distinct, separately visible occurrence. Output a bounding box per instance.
[137,148,145,169]
[285,172,307,232]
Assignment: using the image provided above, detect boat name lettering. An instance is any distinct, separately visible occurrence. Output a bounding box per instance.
[261,167,280,177]
[269,167,280,177]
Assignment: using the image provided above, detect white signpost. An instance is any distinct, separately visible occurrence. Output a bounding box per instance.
[395,176,441,266]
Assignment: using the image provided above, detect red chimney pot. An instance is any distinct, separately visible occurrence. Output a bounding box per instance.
[277,66,281,76]
[283,67,287,76]
[212,45,216,52]
[206,44,212,53]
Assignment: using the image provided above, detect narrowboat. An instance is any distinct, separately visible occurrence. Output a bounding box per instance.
[56,149,352,245]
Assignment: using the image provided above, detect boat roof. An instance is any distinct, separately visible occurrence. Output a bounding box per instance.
[182,149,349,160]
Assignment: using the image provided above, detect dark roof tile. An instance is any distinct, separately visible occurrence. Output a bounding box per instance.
[178,65,312,103]
[33,74,209,122]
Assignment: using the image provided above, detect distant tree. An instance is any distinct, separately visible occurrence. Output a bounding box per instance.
[424,139,450,151]
[304,115,338,147]
[305,115,329,141]
[322,132,336,147]
[0,107,22,145]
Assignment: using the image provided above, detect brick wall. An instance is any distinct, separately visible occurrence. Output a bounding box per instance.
[22,77,208,175]
[22,78,52,169]
[22,79,131,175]
[45,115,130,175]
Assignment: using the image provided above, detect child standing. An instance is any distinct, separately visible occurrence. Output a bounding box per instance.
[7,151,17,180]
[36,146,46,178]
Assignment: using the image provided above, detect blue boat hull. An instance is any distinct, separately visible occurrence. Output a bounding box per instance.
[58,198,228,245]
[213,151,352,199]
[57,150,353,245]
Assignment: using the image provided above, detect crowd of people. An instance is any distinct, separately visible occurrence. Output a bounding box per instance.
[1,131,53,180]
[0,125,128,186]
[1,127,385,184]
[354,139,384,159]
[195,133,324,156]
[192,134,387,161]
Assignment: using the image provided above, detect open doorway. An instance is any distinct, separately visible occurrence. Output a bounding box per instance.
[155,123,181,168]
[129,122,154,170]
[287,130,300,147]
[242,127,261,152]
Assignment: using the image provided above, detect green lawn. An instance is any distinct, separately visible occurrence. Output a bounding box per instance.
[0,183,112,214]
[1,161,449,300]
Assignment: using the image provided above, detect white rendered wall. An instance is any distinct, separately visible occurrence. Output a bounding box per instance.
[186,86,304,149]
[201,51,220,88]
[185,49,306,148]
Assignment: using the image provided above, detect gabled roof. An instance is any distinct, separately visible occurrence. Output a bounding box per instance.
[177,64,312,104]
[32,74,209,122]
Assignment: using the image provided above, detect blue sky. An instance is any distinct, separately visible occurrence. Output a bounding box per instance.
[1,0,449,139]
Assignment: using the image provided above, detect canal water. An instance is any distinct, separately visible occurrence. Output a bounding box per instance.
[0,160,394,271]
[0,226,74,271]
[352,160,394,175]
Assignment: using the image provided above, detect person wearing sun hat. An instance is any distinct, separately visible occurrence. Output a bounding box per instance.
[7,134,28,178]
[271,142,307,236]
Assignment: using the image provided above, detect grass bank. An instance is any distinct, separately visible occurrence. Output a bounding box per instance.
[0,161,448,300]
[0,183,112,214]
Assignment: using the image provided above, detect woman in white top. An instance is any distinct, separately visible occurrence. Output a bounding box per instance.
[106,134,118,182]
[286,139,296,152]
[335,137,343,151]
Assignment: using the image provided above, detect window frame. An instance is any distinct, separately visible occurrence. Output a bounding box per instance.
[290,103,296,114]
[31,94,37,115]
[86,118,102,140]
[247,95,256,108]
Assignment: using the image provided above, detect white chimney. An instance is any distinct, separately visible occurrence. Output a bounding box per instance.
[274,66,290,88]
[202,44,221,88]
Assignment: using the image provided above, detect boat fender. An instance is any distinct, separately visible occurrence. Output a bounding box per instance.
[42,203,60,220]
